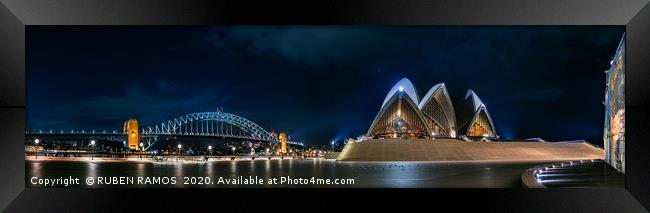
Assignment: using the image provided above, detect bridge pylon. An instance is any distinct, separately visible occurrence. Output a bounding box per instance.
[123,119,139,150]
[279,132,287,153]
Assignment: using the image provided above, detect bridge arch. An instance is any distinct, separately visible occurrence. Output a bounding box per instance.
[141,112,275,141]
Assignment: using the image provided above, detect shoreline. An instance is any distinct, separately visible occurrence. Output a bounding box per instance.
[25,156,320,162]
[25,156,602,164]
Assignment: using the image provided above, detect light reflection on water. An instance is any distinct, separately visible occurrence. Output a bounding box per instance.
[229,160,237,178]
[205,162,213,178]
[25,159,543,188]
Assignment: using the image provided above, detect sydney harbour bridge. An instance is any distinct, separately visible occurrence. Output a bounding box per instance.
[25,111,304,151]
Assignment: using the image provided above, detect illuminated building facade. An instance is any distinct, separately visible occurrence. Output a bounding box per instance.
[457,90,497,139]
[123,119,139,150]
[367,78,495,140]
[419,83,457,137]
[367,78,431,139]
[604,34,625,173]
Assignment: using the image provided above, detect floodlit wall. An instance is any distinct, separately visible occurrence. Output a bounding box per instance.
[604,34,625,173]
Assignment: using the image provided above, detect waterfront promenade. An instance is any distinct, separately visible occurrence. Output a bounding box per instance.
[337,139,603,162]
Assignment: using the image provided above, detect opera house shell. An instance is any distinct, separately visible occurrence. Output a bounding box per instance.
[367,78,496,140]
[457,89,497,138]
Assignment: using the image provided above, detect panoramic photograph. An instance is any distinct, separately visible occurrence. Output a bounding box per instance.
[25,26,625,188]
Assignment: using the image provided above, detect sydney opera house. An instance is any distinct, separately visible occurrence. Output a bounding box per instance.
[338,78,604,162]
[367,78,496,141]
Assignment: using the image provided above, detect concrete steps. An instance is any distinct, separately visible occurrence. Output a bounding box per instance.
[337,139,603,162]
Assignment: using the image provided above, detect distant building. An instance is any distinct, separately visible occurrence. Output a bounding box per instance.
[604,34,625,173]
[367,78,496,140]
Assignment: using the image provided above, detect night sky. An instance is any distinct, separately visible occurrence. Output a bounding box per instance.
[26,26,624,146]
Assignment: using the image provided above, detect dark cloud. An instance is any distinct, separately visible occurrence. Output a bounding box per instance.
[204,27,393,67]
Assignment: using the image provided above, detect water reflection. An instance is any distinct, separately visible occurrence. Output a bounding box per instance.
[206,162,214,178]
[25,159,545,188]
[88,162,97,180]
[229,160,238,178]
[264,160,271,180]
[174,162,184,179]
[31,162,42,178]
[136,163,145,178]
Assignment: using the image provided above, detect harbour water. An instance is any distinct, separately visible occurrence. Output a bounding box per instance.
[26,159,550,188]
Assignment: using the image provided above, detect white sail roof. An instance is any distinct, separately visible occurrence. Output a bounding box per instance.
[463,89,496,137]
[419,83,445,109]
[381,78,419,108]
[464,89,485,112]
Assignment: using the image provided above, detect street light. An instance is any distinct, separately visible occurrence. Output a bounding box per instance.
[90,140,96,160]
[208,145,212,156]
[231,146,236,156]
[139,142,145,160]
[34,139,40,159]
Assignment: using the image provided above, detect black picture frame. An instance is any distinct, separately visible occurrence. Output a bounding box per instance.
[1,0,649,211]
